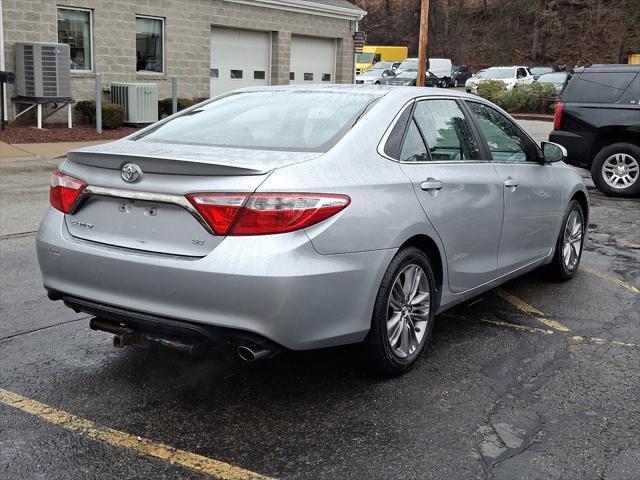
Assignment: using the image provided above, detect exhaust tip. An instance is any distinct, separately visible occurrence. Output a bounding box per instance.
[237,345,256,362]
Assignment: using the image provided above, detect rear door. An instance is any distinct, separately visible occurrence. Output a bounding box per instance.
[398,98,504,292]
[464,100,564,273]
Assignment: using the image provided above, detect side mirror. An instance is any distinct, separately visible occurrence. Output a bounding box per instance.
[541,141,567,163]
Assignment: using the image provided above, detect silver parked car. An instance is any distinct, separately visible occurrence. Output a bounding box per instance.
[37,86,588,375]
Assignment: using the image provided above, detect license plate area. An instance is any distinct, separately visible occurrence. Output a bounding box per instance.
[65,196,217,257]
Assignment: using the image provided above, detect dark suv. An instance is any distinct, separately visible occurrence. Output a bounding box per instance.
[549,64,640,197]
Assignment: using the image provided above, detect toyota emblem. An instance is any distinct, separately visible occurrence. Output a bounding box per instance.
[121,163,142,183]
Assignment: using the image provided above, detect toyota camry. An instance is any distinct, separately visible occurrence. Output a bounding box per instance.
[37,86,588,376]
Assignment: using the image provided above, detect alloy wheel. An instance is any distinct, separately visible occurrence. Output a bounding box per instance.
[602,153,639,189]
[386,264,430,358]
[562,210,583,271]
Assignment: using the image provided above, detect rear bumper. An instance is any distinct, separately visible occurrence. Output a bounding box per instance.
[549,130,593,168]
[37,209,396,350]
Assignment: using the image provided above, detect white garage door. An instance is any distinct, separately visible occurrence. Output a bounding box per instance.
[210,27,270,96]
[290,36,336,85]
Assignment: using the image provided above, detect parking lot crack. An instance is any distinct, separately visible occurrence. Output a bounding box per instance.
[0,316,90,341]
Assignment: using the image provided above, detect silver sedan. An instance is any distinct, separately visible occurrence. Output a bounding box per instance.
[37,86,588,375]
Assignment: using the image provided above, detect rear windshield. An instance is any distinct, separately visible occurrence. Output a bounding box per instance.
[136,91,378,152]
[563,72,637,103]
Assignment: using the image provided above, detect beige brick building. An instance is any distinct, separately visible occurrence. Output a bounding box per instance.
[0,0,365,122]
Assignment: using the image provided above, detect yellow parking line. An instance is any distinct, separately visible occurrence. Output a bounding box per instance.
[569,335,637,348]
[480,318,554,335]
[581,267,640,295]
[494,289,571,332]
[0,388,275,480]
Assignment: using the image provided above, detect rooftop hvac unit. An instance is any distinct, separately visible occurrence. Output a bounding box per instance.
[14,42,72,100]
[110,82,158,124]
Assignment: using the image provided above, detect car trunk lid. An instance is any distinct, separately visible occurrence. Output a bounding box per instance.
[62,139,320,257]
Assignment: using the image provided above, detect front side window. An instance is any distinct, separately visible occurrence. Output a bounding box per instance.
[412,99,481,161]
[136,16,164,73]
[136,91,378,152]
[466,101,540,163]
[57,8,92,71]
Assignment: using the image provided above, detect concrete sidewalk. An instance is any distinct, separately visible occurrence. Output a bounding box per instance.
[0,140,108,161]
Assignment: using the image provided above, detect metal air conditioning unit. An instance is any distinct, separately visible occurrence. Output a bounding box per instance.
[14,42,72,100]
[110,82,158,124]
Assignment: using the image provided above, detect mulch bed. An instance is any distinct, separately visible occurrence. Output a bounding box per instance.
[0,123,140,144]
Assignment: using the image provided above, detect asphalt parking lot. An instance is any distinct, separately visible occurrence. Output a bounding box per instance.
[1,121,639,479]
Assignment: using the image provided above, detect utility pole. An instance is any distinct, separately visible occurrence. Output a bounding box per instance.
[416,0,430,87]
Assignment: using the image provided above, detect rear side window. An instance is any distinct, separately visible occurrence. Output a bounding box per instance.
[563,72,637,103]
[384,104,413,159]
[400,121,428,162]
[413,99,481,161]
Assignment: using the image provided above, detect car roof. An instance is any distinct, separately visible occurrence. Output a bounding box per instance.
[576,64,640,73]
[235,84,478,101]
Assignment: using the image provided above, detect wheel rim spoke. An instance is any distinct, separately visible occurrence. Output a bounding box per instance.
[562,211,582,270]
[386,263,431,359]
[603,153,639,189]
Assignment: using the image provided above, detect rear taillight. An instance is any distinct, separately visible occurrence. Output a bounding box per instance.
[186,193,350,236]
[553,102,564,130]
[50,170,87,213]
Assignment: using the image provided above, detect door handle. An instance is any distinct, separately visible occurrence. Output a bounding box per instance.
[421,179,443,191]
[504,178,519,190]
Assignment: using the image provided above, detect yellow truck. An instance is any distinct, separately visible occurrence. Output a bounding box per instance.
[356,46,408,74]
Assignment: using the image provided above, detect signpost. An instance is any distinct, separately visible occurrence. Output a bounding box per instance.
[353,31,366,53]
[353,30,366,82]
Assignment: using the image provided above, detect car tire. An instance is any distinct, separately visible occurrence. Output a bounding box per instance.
[453,79,459,87]
[548,200,585,281]
[375,81,380,85]
[590,142,640,197]
[363,247,436,376]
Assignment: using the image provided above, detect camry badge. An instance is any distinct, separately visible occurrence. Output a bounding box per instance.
[121,163,142,183]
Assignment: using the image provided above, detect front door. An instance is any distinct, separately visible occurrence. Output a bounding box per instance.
[464,100,564,273]
[399,98,504,292]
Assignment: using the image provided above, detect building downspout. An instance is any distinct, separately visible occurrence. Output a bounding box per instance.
[0,0,7,123]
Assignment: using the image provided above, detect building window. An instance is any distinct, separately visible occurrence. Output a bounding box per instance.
[57,7,93,71]
[304,73,313,81]
[136,16,164,73]
[230,70,243,79]
[210,68,219,78]
[289,72,295,81]
[254,71,265,80]
[322,73,331,82]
